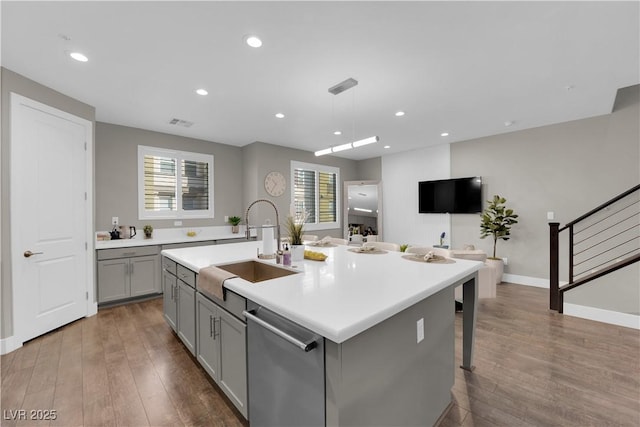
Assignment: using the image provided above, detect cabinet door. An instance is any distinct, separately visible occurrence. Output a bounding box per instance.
[130,255,160,297]
[218,307,248,418]
[196,294,220,380]
[162,270,177,331]
[177,281,196,355]
[97,258,129,303]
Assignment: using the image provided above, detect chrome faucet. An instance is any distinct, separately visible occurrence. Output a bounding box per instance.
[245,199,281,256]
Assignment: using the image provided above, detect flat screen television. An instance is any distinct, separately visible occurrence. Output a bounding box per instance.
[418,177,482,214]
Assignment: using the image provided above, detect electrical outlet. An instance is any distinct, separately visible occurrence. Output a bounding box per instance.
[224,215,229,223]
[174,220,182,226]
[416,318,424,343]
[503,257,508,265]
[112,217,118,226]
[547,211,555,220]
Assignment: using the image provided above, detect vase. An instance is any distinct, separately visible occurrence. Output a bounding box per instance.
[290,244,305,262]
[486,258,504,285]
[231,225,239,234]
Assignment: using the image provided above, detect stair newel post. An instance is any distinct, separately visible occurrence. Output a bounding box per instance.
[549,222,560,311]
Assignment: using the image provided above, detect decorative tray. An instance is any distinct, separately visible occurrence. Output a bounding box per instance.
[348,247,388,254]
[402,254,455,264]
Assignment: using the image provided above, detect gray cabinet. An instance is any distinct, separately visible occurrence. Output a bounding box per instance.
[97,246,160,304]
[196,293,247,418]
[162,267,177,331]
[177,280,196,355]
[162,256,196,356]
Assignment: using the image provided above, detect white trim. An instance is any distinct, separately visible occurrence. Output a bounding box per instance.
[290,160,341,231]
[563,303,640,330]
[10,92,94,347]
[137,145,214,220]
[0,335,21,355]
[503,273,549,288]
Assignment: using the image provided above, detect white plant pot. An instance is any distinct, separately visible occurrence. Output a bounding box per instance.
[486,258,504,285]
[290,244,305,262]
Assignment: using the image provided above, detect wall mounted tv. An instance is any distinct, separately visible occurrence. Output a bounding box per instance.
[418,177,482,214]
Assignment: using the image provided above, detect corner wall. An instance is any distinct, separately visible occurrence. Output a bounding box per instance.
[450,85,639,315]
[95,122,244,231]
[241,142,359,239]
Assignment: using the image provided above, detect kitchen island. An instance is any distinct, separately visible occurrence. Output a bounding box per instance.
[162,240,480,426]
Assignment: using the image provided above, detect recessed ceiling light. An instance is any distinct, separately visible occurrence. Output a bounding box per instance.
[275,113,285,119]
[69,52,88,62]
[334,130,342,135]
[245,35,263,48]
[395,111,405,117]
[440,132,449,137]
[384,145,390,149]
[196,89,208,96]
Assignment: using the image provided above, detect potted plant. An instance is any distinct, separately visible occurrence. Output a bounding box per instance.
[229,216,242,233]
[143,224,153,238]
[284,211,308,261]
[480,195,518,284]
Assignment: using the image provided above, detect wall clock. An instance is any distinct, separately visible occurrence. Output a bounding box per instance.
[264,171,286,197]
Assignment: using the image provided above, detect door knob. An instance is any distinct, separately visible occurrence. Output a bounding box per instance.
[24,250,43,258]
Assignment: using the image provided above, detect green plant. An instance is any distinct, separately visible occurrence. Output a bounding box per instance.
[143,224,153,233]
[400,244,409,252]
[228,216,242,226]
[284,212,308,245]
[480,195,518,259]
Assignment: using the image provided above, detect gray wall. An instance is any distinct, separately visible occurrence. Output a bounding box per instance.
[1,67,96,339]
[95,122,244,231]
[450,85,639,313]
[242,142,359,239]
[355,156,382,182]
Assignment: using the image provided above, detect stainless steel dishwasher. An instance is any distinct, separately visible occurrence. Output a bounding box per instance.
[244,301,325,427]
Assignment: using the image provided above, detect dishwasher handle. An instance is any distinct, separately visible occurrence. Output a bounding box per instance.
[243,310,318,352]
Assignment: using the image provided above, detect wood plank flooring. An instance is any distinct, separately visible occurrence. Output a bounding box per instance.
[1,284,639,426]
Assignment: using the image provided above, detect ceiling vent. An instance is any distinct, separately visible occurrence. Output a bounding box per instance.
[169,118,194,127]
[328,78,358,95]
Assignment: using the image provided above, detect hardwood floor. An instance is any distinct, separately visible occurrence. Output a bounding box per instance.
[1,284,638,426]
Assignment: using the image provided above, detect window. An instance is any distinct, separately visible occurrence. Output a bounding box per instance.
[291,161,340,230]
[138,146,214,220]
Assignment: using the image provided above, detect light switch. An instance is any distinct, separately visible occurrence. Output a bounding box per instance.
[547,211,555,220]
[112,217,118,226]
[417,318,424,343]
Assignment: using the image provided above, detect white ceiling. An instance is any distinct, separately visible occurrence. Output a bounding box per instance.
[2,1,638,160]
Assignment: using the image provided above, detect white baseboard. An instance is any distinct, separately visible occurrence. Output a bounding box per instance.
[503,273,547,288]
[563,303,640,330]
[0,335,21,355]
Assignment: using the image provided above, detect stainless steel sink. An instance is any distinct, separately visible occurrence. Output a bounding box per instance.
[216,260,299,283]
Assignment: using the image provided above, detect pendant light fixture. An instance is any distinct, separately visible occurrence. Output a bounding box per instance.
[315,78,380,156]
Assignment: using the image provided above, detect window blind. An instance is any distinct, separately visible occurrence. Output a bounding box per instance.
[293,168,316,221]
[319,171,336,223]
[143,155,177,211]
[182,159,209,211]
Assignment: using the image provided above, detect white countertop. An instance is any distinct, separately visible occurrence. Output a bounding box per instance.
[162,241,481,343]
[95,225,254,249]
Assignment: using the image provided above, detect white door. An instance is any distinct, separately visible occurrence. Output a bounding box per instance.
[10,93,94,345]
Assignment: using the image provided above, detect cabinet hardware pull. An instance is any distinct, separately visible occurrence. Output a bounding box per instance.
[213,317,220,339]
[170,283,174,300]
[130,263,134,275]
[210,315,214,338]
[243,310,318,352]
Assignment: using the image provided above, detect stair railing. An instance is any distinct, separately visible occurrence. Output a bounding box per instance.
[549,184,640,312]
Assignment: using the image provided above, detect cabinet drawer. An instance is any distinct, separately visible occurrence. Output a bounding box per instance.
[162,257,177,276]
[177,264,196,288]
[97,245,160,260]
[199,289,247,321]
